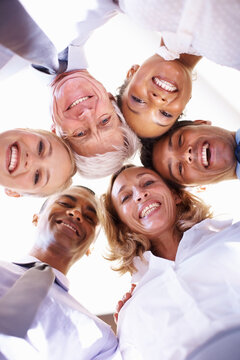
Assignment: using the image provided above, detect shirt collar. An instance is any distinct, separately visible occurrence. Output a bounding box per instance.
[235,129,240,179]
[14,255,70,292]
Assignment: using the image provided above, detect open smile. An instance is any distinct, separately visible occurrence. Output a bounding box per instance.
[67,95,93,110]
[7,142,19,174]
[139,202,161,218]
[201,142,211,168]
[56,219,80,236]
[152,77,177,92]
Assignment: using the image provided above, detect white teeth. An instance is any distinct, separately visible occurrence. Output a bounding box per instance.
[69,96,90,109]
[202,143,209,167]
[8,145,18,172]
[62,222,77,233]
[140,202,160,218]
[153,78,177,92]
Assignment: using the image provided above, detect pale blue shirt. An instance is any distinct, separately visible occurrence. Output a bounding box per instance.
[0,256,121,360]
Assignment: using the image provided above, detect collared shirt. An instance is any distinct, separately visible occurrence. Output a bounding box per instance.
[118,0,240,70]
[0,0,119,79]
[0,256,121,360]
[117,219,240,360]
[235,129,240,179]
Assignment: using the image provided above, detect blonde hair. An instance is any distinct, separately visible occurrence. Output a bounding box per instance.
[19,128,76,197]
[100,165,212,275]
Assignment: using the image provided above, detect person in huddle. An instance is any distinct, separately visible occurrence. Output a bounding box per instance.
[100,165,240,360]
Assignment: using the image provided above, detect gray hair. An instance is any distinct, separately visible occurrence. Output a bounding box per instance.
[74,101,140,178]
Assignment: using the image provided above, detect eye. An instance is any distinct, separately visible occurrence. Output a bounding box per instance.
[178,134,183,147]
[34,170,40,185]
[160,110,172,118]
[74,130,87,138]
[143,180,154,187]
[38,140,44,155]
[131,95,145,104]
[57,201,72,208]
[84,214,95,224]
[100,117,110,126]
[121,194,131,204]
[178,163,183,176]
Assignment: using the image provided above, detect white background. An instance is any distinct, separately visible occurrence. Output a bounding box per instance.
[0,5,240,315]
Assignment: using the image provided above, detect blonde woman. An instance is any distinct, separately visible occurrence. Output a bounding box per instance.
[101,165,240,360]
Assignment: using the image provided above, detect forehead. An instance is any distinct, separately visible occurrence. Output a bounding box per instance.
[47,187,96,210]
[112,167,159,194]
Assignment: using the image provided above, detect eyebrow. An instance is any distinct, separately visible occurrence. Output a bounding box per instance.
[87,205,97,214]
[60,194,77,202]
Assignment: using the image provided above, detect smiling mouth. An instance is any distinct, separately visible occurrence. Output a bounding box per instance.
[8,143,19,173]
[140,202,161,218]
[153,77,177,92]
[67,96,92,110]
[56,220,80,236]
[202,142,211,167]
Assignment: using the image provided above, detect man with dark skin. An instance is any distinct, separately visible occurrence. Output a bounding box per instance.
[141,120,239,186]
[0,186,121,360]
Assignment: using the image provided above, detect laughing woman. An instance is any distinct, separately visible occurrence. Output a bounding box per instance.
[0,128,76,197]
[100,165,240,360]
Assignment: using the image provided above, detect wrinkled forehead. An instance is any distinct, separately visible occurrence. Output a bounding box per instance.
[40,187,98,215]
[112,166,159,195]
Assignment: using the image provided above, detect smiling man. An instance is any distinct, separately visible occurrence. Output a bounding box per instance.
[140,120,239,186]
[51,70,139,178]
[0,186,121,359]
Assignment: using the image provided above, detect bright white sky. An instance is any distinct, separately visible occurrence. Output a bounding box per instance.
[0,4,240,315]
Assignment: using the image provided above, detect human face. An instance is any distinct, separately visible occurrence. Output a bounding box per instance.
[121,55,192,138]
[0,129,73,195]
[111,167,178,239]
[36,187,99,259]
[52,70,124,156]
[152,124,237,186]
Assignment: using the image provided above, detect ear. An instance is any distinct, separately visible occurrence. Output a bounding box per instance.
[126,64,140,79]
[51,122,56,133]
[32,213,39,227]
[85,248,91,257]
[4,188,21,198]
[108,92,115,101]
[193,120,212,126]
[173,191,182,205]
[85,243,95,257]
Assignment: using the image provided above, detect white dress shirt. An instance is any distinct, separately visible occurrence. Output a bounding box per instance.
[118,0,240,70]
[0,0,118,78]
[117,219,240,360]
[0,256,121,360]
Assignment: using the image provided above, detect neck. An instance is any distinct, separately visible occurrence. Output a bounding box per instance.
[178,53,202,70]
[150,227,183,261]
[29,246,73,275]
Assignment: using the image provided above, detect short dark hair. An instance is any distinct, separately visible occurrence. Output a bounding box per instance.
[140,120,195,170]
[39,185,96,213]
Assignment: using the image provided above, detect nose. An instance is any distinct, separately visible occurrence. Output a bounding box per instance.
[78,107,94,121]
[180,146,193,164]
[133,188,149,203]
[66,209,83,222]
[150,91,177,105]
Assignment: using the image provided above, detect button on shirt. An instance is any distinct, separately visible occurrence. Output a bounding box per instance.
[117,219,240,360]
[0,256,121,360]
